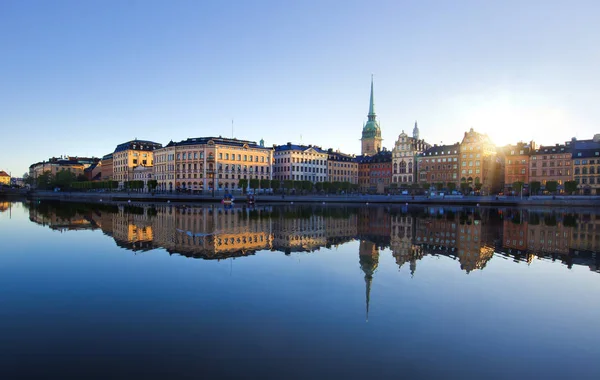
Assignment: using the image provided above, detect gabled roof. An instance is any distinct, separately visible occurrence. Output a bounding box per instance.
[0,171,10,177]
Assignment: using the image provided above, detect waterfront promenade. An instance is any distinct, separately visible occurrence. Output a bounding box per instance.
[28,190,600,208]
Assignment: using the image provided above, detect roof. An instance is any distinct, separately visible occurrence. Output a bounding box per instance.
[327,149,356,161]
[274,143,327,154]
[114,139,162,153]
[102,153,114,160]
[419,143,460,157]
[533,144,571,154]
[0,171,9,177]
[164,136,267,149]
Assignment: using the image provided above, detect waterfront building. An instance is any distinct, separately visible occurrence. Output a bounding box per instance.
[391,122,430,187]
[326,149,358,184]
[84,161,102,181]
[272,143,327,184]
[112,139,162,188]
[356,149,392,194]
[154,137,273,193]
[360,77,382,156]
[571,135,600,195]
[502,141,536,195]
[417,143,460,191]
[132,165,153,192]
[0,171,10,186]
[100,153,113,181]
[529,143,572,194]
[29,156,99,183]
[459,128,503,195]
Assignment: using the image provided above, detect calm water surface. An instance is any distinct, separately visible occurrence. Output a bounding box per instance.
[0,201,599,379]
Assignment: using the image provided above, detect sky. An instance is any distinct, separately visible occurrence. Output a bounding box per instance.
[1,0,599,177]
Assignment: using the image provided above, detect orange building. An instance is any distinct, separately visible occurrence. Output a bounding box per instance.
[0,171,10,186]
[502,141,536,195]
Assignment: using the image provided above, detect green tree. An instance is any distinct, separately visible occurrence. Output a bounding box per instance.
[421,182,430,190]
[271,180,280,192]
[261,179,271,189]
[447,182,456,192]
[315,182,323,192]
[238,179,249,193]
[546,180,558,194]
[564,180,577,195]
[460,182,470,194]
[54,170,76,189]
[512,181,524,194]
[283,180,294,193]
[530,181,541,195]
[36,171,54,190]
[435,182,444,191]
[77,174,88,182]
[147,180,158,192]
[249,178,260,190]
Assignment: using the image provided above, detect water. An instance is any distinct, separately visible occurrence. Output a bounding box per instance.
[1,201,599,379]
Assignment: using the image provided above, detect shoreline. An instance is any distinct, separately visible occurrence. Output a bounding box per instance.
[25,190,600,208]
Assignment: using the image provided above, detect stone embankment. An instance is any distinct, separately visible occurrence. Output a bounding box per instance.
[29,190,600,208]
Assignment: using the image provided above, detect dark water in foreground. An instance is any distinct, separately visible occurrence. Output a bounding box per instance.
[0,201,599,379]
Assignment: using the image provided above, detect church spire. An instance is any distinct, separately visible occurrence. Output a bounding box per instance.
[368,74,376,121]
[413,120,420,140]
[365,272,372,322]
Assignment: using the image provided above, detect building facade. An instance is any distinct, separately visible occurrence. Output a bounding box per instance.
[272,143,328,184]
[572,136,600,195]
[417,143,460,190]
[112,139,162,187]
[529,144,572,193]
[391,122,430,186]
[360,77,382,156]
[326,149,358,184]
[154,137,273,193]
[459,128,503,195]
[100,153,113,181]
[502,141,536,194]
[357,149,392,193]
[0,171,10,186]
[29,156,99,183]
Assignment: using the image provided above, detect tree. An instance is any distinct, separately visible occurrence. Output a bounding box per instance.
[283,180,294,193]
[564,180,577,195]
[77,174,88,182]
[546,180,558,194]
[435,182,444,191]
[447,182,456,192]
[530,181,541,195]
[238,179,248,192]
[460,182,470,194]
[36,171,54,190]
[512,181,524,195]
[147,180,158,192]
[315,182,323,192]
[271,180,280,192]
[261,179,271,189]
[54,170,76,189]
[249,178,260,190]
[421,182,430,190]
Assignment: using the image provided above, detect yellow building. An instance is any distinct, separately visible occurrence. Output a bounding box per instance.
[28,157,99,184]
[112,140,162,188]
[0,171,10,186]
[153,137,273,193]
[327,149,358,184]
[459,128,503,195]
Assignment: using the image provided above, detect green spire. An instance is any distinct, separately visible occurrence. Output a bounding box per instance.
[368,74,375,120]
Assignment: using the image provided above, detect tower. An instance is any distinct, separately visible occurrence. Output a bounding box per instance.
[361,76,382,156]
[413,120,419,140]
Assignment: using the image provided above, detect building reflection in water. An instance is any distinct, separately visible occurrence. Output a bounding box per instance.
[26,202,599,274]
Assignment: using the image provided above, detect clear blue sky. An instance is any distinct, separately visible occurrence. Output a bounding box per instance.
[1,0,598,177]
